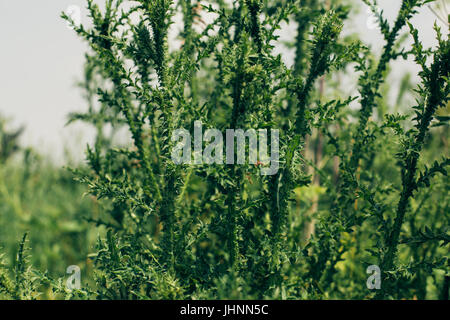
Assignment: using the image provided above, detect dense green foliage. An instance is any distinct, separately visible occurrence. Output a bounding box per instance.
[0,0,448,300]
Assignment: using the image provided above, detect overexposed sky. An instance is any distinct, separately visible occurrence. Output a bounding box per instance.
[0,0,447,164]
[0,0,89,163]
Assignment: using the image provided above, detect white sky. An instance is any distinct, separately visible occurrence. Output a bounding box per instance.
[0,0,447,164]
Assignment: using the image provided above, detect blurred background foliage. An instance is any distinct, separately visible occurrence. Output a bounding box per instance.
[0,118,102,295]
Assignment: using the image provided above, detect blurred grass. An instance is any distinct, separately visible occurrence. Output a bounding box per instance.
[0,149,98,281]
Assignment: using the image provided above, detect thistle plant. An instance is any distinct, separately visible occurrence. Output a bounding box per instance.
[0,0,447,300]
[59,0,448,300]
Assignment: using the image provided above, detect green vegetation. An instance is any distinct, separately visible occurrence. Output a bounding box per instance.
[0,0,448,300]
